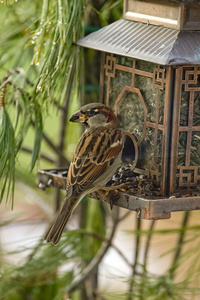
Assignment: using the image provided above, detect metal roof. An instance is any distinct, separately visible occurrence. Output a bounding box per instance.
[76,19,200,65]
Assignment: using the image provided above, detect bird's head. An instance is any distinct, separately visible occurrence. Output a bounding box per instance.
[69,103,120,129]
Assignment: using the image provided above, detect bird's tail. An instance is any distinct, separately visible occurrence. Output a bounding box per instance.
[44,195,79,245]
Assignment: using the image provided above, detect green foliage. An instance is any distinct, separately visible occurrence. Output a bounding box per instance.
[30,107,43,171]
[0,108,15,205]
[1,219,200,300]
[81,198,106,261]
[30,0,84,106]
[125,274,200,300]
[0,0,84,203]
[0,229,108,300]
[0,69,43,204]
[0,1,40,73]
[87,0,123,26]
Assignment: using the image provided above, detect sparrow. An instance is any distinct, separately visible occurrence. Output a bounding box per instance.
[44,102,125,245]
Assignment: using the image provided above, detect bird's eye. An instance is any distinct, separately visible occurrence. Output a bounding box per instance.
[87,109,97,117]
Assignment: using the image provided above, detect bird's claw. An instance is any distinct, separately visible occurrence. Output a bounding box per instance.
[97,182,129,210]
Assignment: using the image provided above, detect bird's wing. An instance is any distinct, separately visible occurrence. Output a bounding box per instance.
[67,127,124,197]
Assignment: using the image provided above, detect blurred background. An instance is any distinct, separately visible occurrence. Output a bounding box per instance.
[0,1,200,299]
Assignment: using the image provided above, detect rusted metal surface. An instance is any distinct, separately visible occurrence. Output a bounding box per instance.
[170,66,200,193]
[37,169,200,220]
[37,169,68,190]
[76,19,200,66]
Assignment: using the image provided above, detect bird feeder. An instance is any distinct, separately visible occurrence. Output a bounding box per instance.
[37,0,200,219]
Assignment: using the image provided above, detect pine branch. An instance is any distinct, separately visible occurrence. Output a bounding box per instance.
[55,50,78,211]
[127,216,141,300]
[79,230,134,269]
[143,220,155,270]
[21,146,55,163]
[140,220,156,299]
[66,208,121,295]
[169,211,191,280]
[30,120,69,167]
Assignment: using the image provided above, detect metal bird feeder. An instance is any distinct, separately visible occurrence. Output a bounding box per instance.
[37,0,200,219]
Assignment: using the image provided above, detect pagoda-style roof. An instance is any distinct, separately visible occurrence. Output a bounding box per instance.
[76,19,200,66]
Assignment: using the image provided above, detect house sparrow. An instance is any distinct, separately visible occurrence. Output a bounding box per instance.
[44,103,125,245]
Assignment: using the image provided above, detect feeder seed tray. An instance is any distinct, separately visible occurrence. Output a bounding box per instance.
[37,168,200,220]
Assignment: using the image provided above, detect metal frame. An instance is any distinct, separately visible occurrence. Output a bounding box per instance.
[170,66,200,193]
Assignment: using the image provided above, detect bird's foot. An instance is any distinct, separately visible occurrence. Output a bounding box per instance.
[97,182,129,192]
[97,182,129,210]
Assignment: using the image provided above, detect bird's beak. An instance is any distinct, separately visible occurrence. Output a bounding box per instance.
[69,110,88,123]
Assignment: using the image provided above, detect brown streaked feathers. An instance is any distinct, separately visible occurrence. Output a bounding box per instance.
[44,103,125,245]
